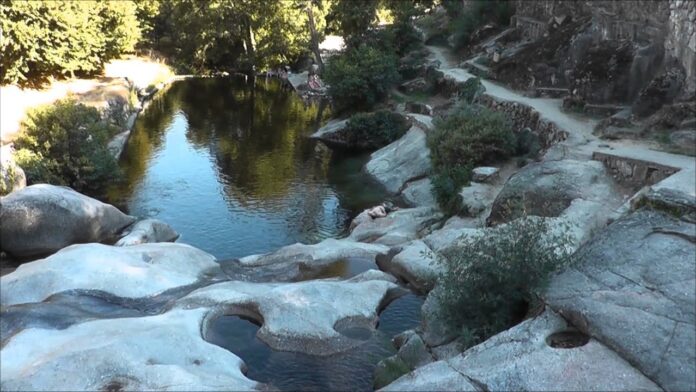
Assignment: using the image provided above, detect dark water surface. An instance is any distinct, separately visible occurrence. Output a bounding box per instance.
[206,293,425,391]
[107,77,388,259]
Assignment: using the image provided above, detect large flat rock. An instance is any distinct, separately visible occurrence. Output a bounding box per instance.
[0,184,135,257]
[546,209,696,391]
[383,310,661,391]
[178,276,401,355]
[365,126,431,194]
[1,243,221,306]
[349,207,442,246]
[1,308,260,391]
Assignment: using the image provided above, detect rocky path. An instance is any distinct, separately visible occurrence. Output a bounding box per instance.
[427,45,695,206]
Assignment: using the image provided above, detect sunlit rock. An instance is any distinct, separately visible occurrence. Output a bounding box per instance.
[1,243,221,307]
[0,184,135,257]
[115,218,179,246]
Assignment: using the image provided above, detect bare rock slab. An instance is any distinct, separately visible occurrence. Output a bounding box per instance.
[546,209,696,391]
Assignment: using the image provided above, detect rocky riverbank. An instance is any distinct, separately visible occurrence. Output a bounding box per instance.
[1,40,694,392]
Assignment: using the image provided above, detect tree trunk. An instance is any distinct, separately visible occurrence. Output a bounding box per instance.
[305,3,324,74]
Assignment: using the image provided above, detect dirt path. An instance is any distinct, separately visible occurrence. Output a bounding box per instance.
[426,45,695,201]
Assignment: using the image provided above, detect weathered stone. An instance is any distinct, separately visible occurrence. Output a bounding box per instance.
[405,102,433,116]
[546,209,696,391]
[0,144,26,196]
[384,309,661,391]
[487,160,620,226]
[365,126,431,194]
[400,178,436,207]
[225,238,389,282]
[376,240,441,293]
[471,166,499,182]
[459,182,496,217]
[400,77,431,94]
[0,308,261,391]
[669,129,696,155]
[115,219,179,246]
[0,184,136,258]
[420,285,459,347]
[177,278,401,356]
[349,207,442,246]
[0,243,221,307]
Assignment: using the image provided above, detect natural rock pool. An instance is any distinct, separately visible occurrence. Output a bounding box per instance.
[107,76,390,259]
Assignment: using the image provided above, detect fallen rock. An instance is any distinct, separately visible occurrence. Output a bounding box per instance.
[419,285,459,347]
[0,308,261,391]
[376,240,441,293]
[400,77,431,94]
[178,278,401,355]
[349,207,442,246]
[400,178,436,207]
[0,184,136,258]
[365,126,431,194]
[115,218,179,246]
[487,160,620,226]
[224,238,389,282]
[471,166,499,182]
[374,330,434,389]
[1,243,221,307]
[546,209,696,391]
[383,309,661,391]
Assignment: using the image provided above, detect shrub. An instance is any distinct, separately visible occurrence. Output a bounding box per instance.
[447,0,514,50]
[324,46,401,112]
[339,110,411,150]
[14,99,120,194]
[427,103,515,214]
[435,216,573,349]
[457,77,484,103]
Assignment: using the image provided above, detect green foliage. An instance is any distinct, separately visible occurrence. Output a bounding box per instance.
[340,110,411,150]
[427,103,514,214]
[457,77,484,103]
[328,0,378,46]
[446,0,514,49]
[435,216,573,348]
[430,164,472,215]
[324,46,400,112]
[1,0,142,86]
[14,100,120,193]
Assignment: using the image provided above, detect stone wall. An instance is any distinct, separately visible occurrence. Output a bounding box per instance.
[666,0,696,95]
[592,151,679,187]
[479,95,568,149]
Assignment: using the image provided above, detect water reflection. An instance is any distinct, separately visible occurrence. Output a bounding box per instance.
[107,77,388,259]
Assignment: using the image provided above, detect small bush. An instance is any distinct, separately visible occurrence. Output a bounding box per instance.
[430,165,472,215]
[457,77,484,103]
[435,216,573,349]
[427,103,515,214]
[447,0,514,50]
[14,99,121,194]
[324,45,401,112]
[338,110,412,150]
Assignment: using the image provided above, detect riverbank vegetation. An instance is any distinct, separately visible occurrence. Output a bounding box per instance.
[427,102,515,214]
[13,100,121,194]
[435,217,573,349]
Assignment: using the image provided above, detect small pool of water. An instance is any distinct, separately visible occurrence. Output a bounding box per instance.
[107,77,389,260]
[205,293,424,391]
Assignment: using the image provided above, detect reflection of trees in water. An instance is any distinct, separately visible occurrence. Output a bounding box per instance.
[109,76,354,241]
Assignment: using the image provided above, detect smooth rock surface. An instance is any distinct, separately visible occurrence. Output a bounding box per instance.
[115,218,179,246]
[0,184,135,257]
[471,166,499,182]
[179,278,401,355]
[1,243,221,307]
[459,182,496,217]
[309,118,349,149]
[225,238,389,282]
[1,308,260,391]
[546,209,696,391]
[377,240,441,293]
[365,126,431,194]
[487,160,621,225]
[384,310,661,391]
[349,207,442,246]
[401,178,436,207]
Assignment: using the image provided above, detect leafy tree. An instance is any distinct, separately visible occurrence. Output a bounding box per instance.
[1,0,141,86]
[323,45,400,112]
[328,0,378,47]
[14,99,120,193]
